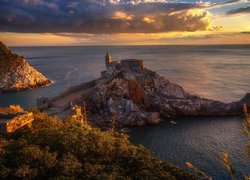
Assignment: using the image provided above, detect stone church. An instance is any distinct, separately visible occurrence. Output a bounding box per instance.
[102,52,144,79]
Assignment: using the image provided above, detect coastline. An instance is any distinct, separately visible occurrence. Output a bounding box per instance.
[1,46,249,179]
[36,58,249,129]
[0,79,52,94]
[0,42,52,94]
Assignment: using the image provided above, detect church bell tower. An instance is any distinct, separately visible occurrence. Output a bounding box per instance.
[105,52,112,65]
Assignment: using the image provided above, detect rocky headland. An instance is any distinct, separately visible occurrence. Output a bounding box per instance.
[82,69,249,128]
[0,42,51,93]
[40,59,250,129]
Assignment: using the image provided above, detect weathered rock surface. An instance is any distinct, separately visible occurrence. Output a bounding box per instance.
[76,68,249,128]
[0,42,51,93]
[41,58,248,128]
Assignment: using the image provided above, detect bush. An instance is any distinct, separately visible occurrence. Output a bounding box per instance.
[0,111,195,179]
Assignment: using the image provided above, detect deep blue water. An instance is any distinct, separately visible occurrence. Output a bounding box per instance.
[130,117,249,179]
[0,45,250,179]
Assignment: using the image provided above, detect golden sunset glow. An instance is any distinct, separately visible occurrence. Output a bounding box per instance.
[0,1,250,179]
[0,0,249,46]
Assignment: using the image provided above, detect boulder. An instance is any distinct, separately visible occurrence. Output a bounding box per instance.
[146,112,160,125]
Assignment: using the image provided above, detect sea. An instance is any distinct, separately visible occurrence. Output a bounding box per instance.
[1,45,250,179]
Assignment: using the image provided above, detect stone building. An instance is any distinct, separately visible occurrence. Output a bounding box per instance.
[67,104,91,130]
[105,52,120,76]
[0,112,34,133]
[102,52,144,79]
[120,59,144,80]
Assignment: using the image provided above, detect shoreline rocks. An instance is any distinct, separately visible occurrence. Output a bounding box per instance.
[0,42,51,93]
[40,57,249,129]
[78,68,249,128]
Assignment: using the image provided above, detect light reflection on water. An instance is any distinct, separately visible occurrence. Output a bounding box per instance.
[130,117,250,179]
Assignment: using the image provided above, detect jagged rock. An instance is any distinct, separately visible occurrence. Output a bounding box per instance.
[146,112,160,125]
[240,93,250,105]
[153,77,187,98]
[0,41,51,93]
[82,68,249,128]
[43,57,249,128]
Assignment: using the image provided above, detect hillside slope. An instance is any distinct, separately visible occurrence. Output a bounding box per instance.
[0,111,196,179]
[0,42,51,93]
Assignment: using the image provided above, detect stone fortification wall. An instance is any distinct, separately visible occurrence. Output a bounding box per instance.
[37,72,123,110]
[120,59,144,80]
[121,59,144,73]
[0,112,34,133]
[49,80,97,103]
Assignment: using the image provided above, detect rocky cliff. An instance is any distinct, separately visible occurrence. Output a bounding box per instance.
[0,42,51,93]
[73,69,249,128]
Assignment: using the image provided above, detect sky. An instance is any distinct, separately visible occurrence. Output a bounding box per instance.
[0,0,249,46]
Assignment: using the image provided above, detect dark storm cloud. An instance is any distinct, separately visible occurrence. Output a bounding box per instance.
[0,0,211,33]
[241,31,250,34]
[226,6,250,15]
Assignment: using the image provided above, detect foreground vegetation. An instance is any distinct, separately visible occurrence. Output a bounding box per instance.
[243,104,250,157]
[0,105,24,114]
[222,104,250,180]
[0,111,195,179]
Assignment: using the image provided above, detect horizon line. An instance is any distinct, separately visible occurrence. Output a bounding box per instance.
[10,43,250,48]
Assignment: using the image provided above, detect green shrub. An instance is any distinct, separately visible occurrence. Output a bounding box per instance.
[0,111,195,179]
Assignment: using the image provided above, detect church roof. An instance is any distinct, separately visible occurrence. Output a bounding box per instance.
[105,52,111,58]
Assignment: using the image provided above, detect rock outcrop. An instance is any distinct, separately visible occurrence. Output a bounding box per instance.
[41,57,248,128]
[0,105,34,133]
[75,69,249,128]
[0,42,51,93]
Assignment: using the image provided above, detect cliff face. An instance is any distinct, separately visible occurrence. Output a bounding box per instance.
[0,42,51,93]
[40,58,249,128]
[78,69,249,128]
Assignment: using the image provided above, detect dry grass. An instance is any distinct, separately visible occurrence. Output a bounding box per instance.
[222,103,250,180]
[185,162,211,179]
[243,103,250,136]
[222,152,236,180]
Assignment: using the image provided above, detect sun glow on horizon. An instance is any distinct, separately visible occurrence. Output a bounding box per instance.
[0,0,249,46]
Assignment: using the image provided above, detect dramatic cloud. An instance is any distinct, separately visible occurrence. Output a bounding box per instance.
[0,0,212,33]
[210,0,243,8]
[226,6,250,15]
[241,31,250,34]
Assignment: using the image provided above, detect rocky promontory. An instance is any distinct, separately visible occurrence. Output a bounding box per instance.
[0,42,51,93]
[41,58,249,129]
[80,69,249,128]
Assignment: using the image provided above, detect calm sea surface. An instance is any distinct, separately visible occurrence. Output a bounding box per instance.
[1,45,250,179]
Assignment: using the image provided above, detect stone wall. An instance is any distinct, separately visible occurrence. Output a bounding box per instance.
[49,79,97,104]
[121,59,144,73]
[106,61,120,75]
[0,112,34,133]
[120,59,144,80]
[67,105,91,129]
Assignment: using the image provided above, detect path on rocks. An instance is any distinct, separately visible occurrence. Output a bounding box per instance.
[45,73,121,119]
